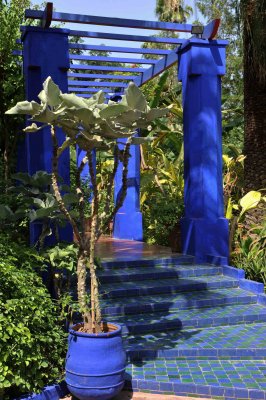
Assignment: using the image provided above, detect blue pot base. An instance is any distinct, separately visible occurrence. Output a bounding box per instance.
[67,382,124,400]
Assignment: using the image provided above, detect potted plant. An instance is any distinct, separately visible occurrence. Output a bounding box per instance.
[6,77,169,400]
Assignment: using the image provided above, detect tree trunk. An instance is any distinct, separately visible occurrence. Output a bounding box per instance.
[242,0,266,191]
[77,248,91,329]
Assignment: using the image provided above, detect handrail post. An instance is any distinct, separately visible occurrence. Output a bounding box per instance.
[21,26,72,245]
[178,38,229,263]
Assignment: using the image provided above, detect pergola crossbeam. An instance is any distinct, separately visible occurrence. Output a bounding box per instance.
[133,49,179,86]
[25,9,193,33]
[69,65,146,73]
[69,54,160,64]
[69,43,172,56]
[68,73,136,80]
[68,81,128,88]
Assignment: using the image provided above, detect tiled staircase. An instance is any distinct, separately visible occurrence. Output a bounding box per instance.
[99,256,266,400]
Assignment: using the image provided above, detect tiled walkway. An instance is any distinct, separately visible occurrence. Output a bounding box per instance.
[93,244,266,400]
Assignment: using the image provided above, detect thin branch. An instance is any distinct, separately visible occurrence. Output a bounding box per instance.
[57,137,75,158]
[88,151,102,332]
[76,153,88,239]
[50,125,81,244]
[102,145,119,226]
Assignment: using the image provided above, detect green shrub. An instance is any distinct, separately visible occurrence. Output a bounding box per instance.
[232,220,266,287]
[0,235,67,399]
[143,192,183,246]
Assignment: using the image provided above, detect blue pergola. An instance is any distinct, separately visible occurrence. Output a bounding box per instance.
[15,2,229,263]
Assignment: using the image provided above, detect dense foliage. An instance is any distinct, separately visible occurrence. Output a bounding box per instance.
[0,234,66,399]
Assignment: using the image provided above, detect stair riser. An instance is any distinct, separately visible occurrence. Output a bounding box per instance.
[124,379,266,400]
[102,295,257,316]
[102,280,239,299]
[126,348,266,360]
[101,257,194,269]
[99,267,222,284]
[118,313,266,335]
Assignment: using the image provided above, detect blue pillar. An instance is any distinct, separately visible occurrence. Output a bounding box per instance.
[22,27,72,245]
[113,135,143,241]
[178,39,229,263]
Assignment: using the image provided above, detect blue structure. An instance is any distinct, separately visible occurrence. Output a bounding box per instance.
[22,26,72,245]
[178,39,229,263]
[15,2,228,262]
[114,135,143,241]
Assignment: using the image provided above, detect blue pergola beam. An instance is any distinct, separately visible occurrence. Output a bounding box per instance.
[67,30,185,45]
[70,64,145,73]
[20,27,186,45]
[68,73,136,80]
[69,54,160,64]
[133,49,179,86]
[25,9,193,33]
[68,81,128,88]
[69,43,172,56]
[74,89,123,94]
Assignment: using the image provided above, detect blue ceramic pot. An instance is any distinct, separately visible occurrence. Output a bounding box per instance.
[65,323,126,400]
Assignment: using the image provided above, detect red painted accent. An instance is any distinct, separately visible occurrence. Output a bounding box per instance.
[210,18,220,39]
[41,2,53,28]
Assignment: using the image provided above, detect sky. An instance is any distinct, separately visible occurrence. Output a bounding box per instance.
[30,0,198,59]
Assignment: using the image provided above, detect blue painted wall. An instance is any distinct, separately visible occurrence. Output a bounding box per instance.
[178,39,229,263]
[22,27,72,245]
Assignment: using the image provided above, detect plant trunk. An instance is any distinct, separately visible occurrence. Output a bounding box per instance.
[77,248,91,330]
[242,0,266,226]
[88,151,102,333]
[242,0,266,192]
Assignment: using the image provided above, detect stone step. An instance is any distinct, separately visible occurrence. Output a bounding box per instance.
[99,264,222,284]
[101,287,257,316]
[106,303,266,335]
[101,275,239,299]
[101,255,195,269]
[125,359,266,399]
[124,322,266,360]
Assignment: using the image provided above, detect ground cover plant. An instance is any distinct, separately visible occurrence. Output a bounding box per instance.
[0,233,66,399]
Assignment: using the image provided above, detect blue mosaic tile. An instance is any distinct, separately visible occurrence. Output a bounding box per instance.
[98,256,266,398]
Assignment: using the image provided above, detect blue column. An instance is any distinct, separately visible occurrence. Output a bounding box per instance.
[113,135,143,241]
[178,39,229,263]
[22,27,72,245]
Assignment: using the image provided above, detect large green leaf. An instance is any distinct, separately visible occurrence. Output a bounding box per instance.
[0,205,14,220]
[5,100,41,115]
[131,136,155,145]
[33,107,56,123]
[125,82,148,112]
[33,198,45,208]
[146,108,169,121]
[99,104,129,119]
[70,108,96,125]
[60,93,88,109]
[239,191,261,217]
[23,123,46,133]
[43,76,62,107]
[84,90,105,106]
[114,110,142,127]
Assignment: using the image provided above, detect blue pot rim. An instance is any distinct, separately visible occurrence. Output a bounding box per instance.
[69,322,122,338]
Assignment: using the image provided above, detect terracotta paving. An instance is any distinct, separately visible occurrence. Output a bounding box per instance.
[61,392,211,400]
[95,236,174,260]
[112,391,211,399]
